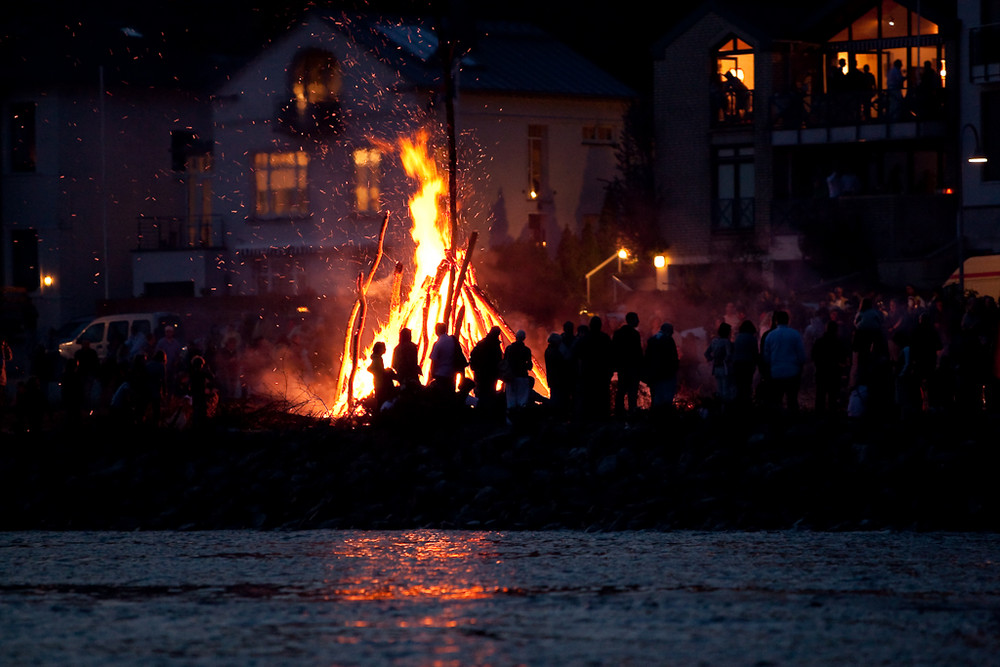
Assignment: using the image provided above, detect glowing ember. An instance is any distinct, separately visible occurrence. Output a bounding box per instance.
[330,130,548,418]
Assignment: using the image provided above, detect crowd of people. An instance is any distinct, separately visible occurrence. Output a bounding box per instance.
[0,310,332,432]
[3,281,997,432]
[366,283,1000,425]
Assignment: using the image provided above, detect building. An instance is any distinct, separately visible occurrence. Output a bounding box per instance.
[1,6,634,338]
[652,0,998,298]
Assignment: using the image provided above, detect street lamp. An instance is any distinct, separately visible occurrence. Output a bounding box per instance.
[958,123,988,293]
[654,254,669,290]
[585,248,628,306]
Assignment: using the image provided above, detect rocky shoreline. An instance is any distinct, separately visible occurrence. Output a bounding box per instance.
[3,403,999,532]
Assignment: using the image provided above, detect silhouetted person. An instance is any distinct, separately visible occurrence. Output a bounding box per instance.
[812,320,847,413]
[887,59,905,119]
[705,321,734,409]
[762,310,806,412]
[154,325,183,396]
[545,332,572,418]
[145,349,168,426]
[849,304,892,418]
[574,315,613,420]
[644,322,679,411]
[915,60,942,118]
[731,319,759,412]
[429,323,460,393]
[391,327,422,391]
[188,354,215,428]
[612,311,643,419]
[502,329,533,417]
[61,358,85,425]
[862,64,877,119]
[723,70,750,118]
[74,338,100,412]
[469,326,503,416]
[367,341,395,414]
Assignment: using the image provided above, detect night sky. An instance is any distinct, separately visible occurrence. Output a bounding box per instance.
[2,0,697,96]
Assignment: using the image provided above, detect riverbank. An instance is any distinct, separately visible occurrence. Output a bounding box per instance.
[2,402,999,532]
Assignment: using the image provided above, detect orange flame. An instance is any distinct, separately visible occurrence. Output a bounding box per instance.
[331,130,547,418]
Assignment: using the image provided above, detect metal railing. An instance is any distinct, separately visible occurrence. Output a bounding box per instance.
[136,215,223,251]
[768,87,946,129]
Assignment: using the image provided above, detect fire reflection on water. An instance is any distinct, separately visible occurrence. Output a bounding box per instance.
[322,530,504,603]
[317,530,508,662]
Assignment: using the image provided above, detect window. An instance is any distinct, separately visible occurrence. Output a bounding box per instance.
[713,147,755,230]
[290,49,342,112]
[528,125,547,200]
[80,322,106,345]
[714,36,754,124]
[11,228,39,291]
[252,255,305,295]
[353,148,381,213]
[9,102,36,172]
[582,125,615,144]
[280,49,344,135]
[253,151,309,218]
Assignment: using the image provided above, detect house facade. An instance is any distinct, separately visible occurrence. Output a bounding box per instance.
[1,9,633,338]
[652,0,996,298]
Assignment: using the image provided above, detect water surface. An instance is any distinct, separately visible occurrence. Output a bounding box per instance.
[2,530,998,665]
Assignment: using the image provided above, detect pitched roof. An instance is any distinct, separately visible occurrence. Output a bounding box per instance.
[653,0,956,56]
[324,13,636,100]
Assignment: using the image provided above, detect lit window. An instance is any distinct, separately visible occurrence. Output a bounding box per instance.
[253,151,309,218]
[714,36,755,123]
[290,49,342,114]
[353,148,381,213]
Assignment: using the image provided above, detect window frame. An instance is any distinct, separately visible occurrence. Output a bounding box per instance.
[712,146,756,231]
[252,150,310,220]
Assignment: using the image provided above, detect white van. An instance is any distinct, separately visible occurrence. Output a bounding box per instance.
[58,312,183,361]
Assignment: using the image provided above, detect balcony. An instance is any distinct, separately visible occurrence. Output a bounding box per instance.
[135,215,223,251]
[713,197,755,231]
[711,88,754,127]
[768,86,947,145]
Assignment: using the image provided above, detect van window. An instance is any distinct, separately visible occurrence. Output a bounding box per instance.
[108,319,130,345]
[80,323,105,344]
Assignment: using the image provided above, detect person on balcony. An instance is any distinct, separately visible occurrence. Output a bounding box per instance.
[887,59,905,120]
[723,71,750,120]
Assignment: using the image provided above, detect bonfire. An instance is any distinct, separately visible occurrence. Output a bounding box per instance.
[331,129,548,419]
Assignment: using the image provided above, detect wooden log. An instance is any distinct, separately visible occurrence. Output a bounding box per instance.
[335,211,390,414]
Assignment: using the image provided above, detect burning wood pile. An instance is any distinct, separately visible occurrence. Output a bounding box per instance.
[331,130,547,419]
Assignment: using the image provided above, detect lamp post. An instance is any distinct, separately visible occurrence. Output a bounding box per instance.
[586,248,628,306]
[958,123,988,294]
